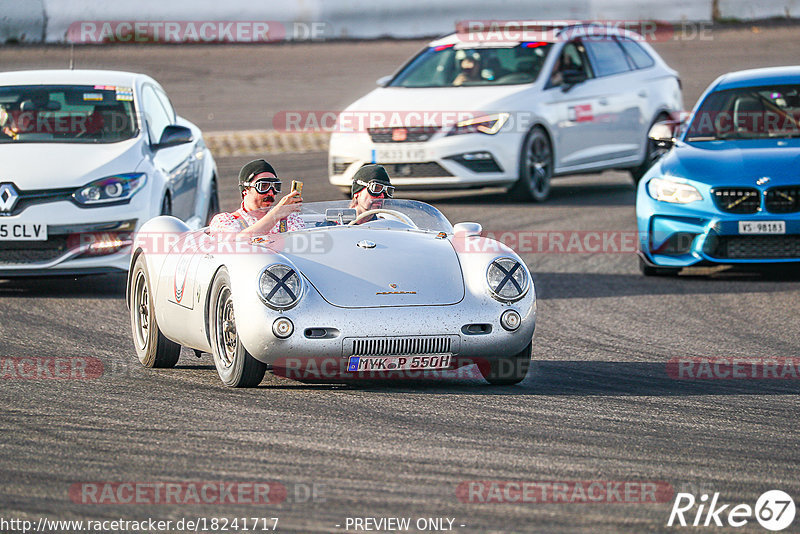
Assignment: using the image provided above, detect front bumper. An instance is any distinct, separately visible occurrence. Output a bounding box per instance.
[637,198,800,268]
[0,200,146,276]
[233,279,536,367]
[328,130,525,190]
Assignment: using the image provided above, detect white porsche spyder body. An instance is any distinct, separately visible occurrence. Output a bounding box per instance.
[0,70,218,276]
[127,200,536,387]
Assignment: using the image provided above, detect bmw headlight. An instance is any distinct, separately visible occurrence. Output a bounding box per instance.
[447,113,510,136]
[73,173,146,206]
[258,264,303,309]
[486,257,529,302]
[647,177,702,204]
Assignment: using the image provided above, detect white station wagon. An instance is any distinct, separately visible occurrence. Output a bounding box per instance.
[0,70,218,276]
[329,24,682,201]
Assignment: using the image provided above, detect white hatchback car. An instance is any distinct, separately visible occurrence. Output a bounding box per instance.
[329,24,682,201]
[0,70,218,276]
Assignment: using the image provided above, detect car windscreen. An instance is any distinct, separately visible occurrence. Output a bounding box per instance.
[297,199,453,233]
[685,84,800,141]
[0,85,138,144]
[389,43,554,88]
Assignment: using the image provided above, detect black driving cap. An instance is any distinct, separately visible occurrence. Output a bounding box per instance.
[351,165,392,196]
[238,159,277,192]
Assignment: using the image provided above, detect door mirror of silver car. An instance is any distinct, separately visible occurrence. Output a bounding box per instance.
[326,208,358,225]
[561,69,587,91]
[453,222,483,237]
[376,75,392,87]
[648,121,675,148]
[152,125,194,150]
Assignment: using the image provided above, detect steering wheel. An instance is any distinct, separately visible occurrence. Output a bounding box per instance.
[348,209,418,228]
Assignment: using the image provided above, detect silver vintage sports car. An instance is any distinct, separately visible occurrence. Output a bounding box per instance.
[127,199,535,386]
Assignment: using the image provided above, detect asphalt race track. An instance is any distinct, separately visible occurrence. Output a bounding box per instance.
[1,25,800,533]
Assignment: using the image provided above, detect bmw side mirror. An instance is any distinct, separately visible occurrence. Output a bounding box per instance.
[649,122,675,148]
[376,75,392,87]
[152,125,193,149]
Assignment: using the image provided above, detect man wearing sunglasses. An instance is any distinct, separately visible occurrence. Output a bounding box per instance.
[348,165,394,223]
[209,159,304,237]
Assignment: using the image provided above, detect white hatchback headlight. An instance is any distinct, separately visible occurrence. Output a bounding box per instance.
[258,264,303,309]
[73,173,146,206]
[647,178,703,204]
[487,257,528,302]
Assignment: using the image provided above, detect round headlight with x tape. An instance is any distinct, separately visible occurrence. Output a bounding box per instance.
[486,258,529,302]
[258,264,303,309]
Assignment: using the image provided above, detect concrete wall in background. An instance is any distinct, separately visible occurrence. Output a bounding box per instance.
[717,0,800,19]
[0,0,45,43]
[0,0,796,44]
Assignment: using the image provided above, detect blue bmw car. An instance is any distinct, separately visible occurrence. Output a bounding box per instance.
[636,66,800,276]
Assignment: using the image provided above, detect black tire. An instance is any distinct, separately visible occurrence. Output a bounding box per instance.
[209,268,267,387]
[639,256,681,277]
[130,255,181,368]
[480,342,532,386]
[205,179,220,225]
[160,194,172,216]
[511,127,553,202]
[630,114,670,185]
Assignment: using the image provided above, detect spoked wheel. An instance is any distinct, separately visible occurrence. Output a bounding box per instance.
[130,255,181,368]
[479,342,532,386]
[511,127,553,202]
[210,268,266,387]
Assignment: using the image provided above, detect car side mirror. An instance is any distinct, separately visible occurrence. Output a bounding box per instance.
[453,222,483,237]
[648,121,676,148]
[376,75,392,87]
[561,69,587,91]
[152,125,193,149]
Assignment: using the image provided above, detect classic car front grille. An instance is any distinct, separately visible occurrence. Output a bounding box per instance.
[712,188,760,214]
[765,186,800,214]
[368,127,438,143]
[704,235,800,259]
[375,162,453,178]
[348,336,454,356]
[0,236,69,264]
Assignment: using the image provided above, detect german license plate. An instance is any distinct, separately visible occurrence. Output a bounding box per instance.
[0,222,47,241]
[373,146,426,163]
[347,353,452,372]
[738,221,785,235]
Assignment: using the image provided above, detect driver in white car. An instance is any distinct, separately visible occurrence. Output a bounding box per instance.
[348,165,395,223]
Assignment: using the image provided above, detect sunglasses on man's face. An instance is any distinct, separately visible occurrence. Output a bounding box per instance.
[244,180,281,194]
[357,180,394,198]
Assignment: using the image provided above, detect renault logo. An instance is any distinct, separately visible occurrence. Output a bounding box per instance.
[0,183,20,213]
